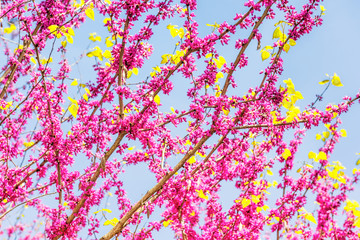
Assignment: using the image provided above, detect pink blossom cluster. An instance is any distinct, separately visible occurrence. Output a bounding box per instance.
[0,0,359,239]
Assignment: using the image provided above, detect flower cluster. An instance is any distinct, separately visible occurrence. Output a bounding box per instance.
[0,0,359,239]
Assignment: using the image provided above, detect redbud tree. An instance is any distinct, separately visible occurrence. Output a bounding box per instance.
[0,0,359,239]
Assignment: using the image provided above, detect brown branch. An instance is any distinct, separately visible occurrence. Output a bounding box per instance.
[221,3,273,96]
[0,0,31,19]
[52,131,127,240]
[117,16,130,120]
[0,23,41,100]
[100,130,214,240]
[0,192,56,220]
[217,0,263,41]
[13,159,47,192]
[232,120,306,130]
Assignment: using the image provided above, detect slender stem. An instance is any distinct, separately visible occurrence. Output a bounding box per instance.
[0,192,56,220]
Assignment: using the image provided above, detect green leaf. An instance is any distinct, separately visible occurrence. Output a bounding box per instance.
[222,107,229,116]
[154,95,160,105]
[87,46,103,61]
[23,142,35,148]
[178,28,185,38]
[308,151,316,159]
[353,217,360,228]
[132,68,138,75]
[104,217,119,226]
[275,20,292,27]
[305,213,317,224]
[205,53,213,58]
[289,38,296,46]
[331,73,343,87]
[94,209,112,214]
[251,195,260,204]
[273,27,281,39]
[41,57,53,65]
[161,54,170,64]
[196,189,208,200]
[188,156,196,164]
[294,91,303,100]
[68,97,78,105]
[69,104,79,118]
[67,27,75,36]
[105,37,114,47]
[163,219,173,227]
[103,18,111,24]
[85,8,95,21]
[103,50,112,59]
[48,25,58,34]
[71,79,78,86]
[283,43,290,53]
[167,24,179,38]
[4,24,16,34]
[89,33,101,42]
[61,40,67,48]
[215,72,224,81]
[206,22,220,32]
[318,151,327,160]
[241,198,251,208]
[283,78,295,90]
[356,158,360,166]
[214,56,226,69]
[340,129,347,137]
[85,88,91,95]
[282,148,292,160]
[323,131,330,139]
[261,51,270,61]
[319,80,329,85]
[66,35,73,44]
